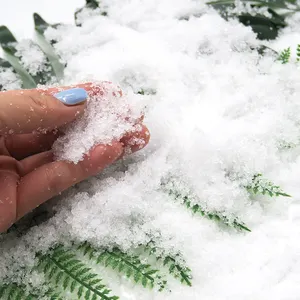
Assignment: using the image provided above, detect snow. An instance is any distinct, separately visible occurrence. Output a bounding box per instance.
[53,81,143,163]
[15,39,50,76]
[1,0,300,299]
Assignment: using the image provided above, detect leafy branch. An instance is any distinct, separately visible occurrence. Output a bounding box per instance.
[206,0,297,40]
[78,243,167,291]
[0,283,35,300]
[278,47,291,64]
[145,245,192,286]
[246,173,291,197]
[167,187,250,232]
[38,245,119,300]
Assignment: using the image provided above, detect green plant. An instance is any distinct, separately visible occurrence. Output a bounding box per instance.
[78,242,167,291]
[0,1,293,299]
[38,245,119,300]
[247,173,291,197]
[145,244,192,286]
[0,0,107,91]
[206,0,299,40]
[0,283,33,300]
[278,47,291,63]
[168,187,251,232]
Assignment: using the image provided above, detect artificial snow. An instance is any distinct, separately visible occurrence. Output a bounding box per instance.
[53,81,143,163]
[1,0,300,299]
[15,39,50,76]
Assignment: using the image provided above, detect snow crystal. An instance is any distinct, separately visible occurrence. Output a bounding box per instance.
[2,0,300,299]
[53,81,143,163]
[15,39,50,76]
[0,67,21,90]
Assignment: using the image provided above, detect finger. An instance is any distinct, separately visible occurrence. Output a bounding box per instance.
[0,156,19,233]
[45,82,122,97]
[0,87,87,135]
[16,141,124,220]
[20,151,53,176]
[120,124,151,154]
[19,124,151,175]
[5,132,58,160]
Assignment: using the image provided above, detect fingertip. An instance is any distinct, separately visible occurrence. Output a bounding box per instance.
[84,141,124,174]
[120,124,150,154]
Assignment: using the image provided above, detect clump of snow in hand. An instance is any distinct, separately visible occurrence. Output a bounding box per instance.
[15,39,50,76]
[2,0,300,299]
[53,82,143,163]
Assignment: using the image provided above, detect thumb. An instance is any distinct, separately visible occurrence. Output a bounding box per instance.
[0,87,87,135]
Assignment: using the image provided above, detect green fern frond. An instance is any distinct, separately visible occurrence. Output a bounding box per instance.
[42,288,64,300]
[246,173,291,197]
[78,243,167,291]
[0,283,36,300]
[278,47,291,64]
[38,245,119,300]
[162,256,192,286]
[297,44,300,62]
[144,245,192,286]
[167,189,250,232]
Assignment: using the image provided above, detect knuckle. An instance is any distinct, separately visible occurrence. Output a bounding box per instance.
[27,93,48,110]
[43,164,64,196]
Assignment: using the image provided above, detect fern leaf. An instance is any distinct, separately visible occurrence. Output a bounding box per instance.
[145,244,193,286]
[79,243,166,291]
[246,173,291,198]
[297,44,300,62]
[168,188,250,232]
[0,283,37,300]
[43,288,64,300]
[39,246,119,300]
[278,47,291,64]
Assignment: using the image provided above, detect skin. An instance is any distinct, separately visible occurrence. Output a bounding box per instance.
[0,82,150,233]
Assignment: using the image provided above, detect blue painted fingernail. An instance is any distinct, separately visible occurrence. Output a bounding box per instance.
[54,88,88,105]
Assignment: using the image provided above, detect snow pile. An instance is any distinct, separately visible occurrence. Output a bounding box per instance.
[15,39,50,76]
[1,0,300,299]
[53,82,143,162]
[0,67,21,90]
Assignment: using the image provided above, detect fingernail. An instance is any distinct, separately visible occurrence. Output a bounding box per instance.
[54,88,88,105]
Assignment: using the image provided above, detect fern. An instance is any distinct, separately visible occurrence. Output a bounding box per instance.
[0,283,35,300]
[167,188,250,232]
[78,243,167,291]
[247,173,291,197]
[278,47,291,64]
[41,288,64,300]
[145,245,192,286]
[38,245,119,300]
[297,44,300,62]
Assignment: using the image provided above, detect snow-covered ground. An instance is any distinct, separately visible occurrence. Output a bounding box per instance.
[2,0,300,299]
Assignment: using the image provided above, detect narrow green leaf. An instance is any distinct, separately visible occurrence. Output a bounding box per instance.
[34,15,65,81]
[70,280,77,293]
[78,285,84,298]
[55,271,64,284]
[85,289,91,300]
[63,276,70,290]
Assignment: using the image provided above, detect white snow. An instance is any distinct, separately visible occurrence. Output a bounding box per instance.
[1,0,300,299]
[15,39,50,76]
[53,81,143,163]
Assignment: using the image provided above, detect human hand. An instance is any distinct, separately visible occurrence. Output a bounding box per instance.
[0,83,150,233]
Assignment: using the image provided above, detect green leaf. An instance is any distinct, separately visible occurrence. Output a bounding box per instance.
[75,0,106,26]
[206,0,290,40]
[33,14,65,81]
[40,246,119,300]
[247,173,291,198]
[0,29,36,88]
[0,26,55,86]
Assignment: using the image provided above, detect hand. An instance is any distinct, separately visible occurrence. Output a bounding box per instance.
[0,83,150,233]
